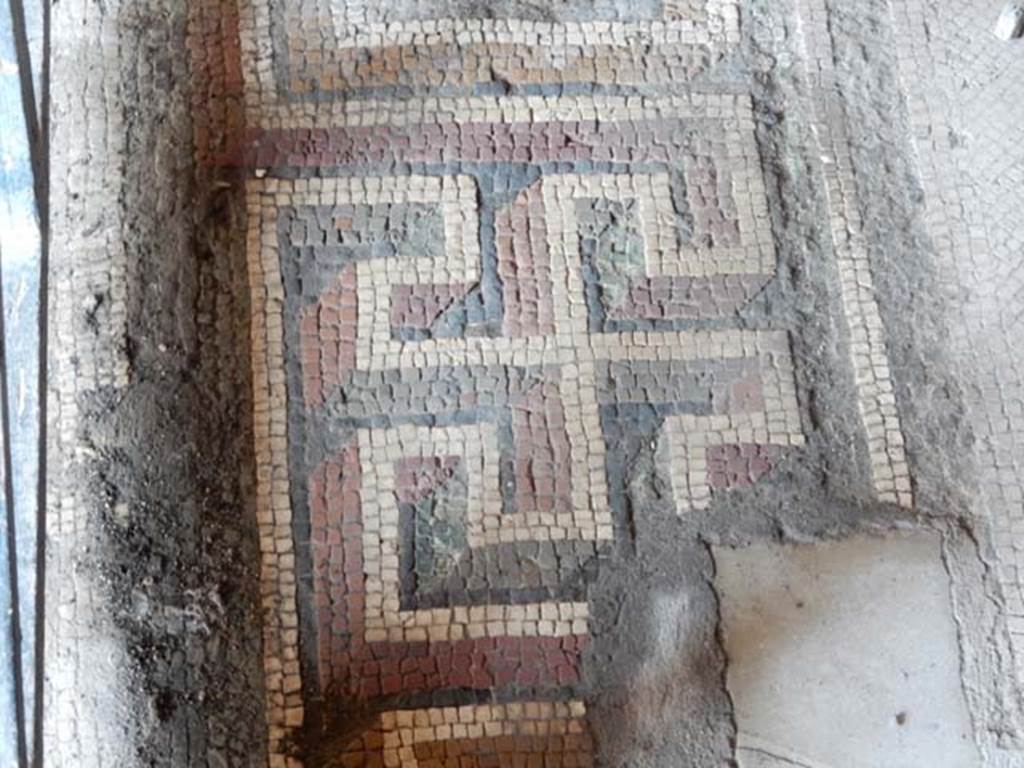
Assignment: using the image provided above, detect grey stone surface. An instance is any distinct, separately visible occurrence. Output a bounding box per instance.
[716,533,980,768]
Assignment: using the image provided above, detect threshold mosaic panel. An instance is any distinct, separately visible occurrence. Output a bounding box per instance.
[247,99,804,764]
[234,0,910,764]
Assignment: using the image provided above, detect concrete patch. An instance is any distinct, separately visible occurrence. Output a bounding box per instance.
[714,532,980,768]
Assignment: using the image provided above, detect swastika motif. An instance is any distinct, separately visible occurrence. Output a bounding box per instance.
[247,104,803,760]
[229,0,915,763]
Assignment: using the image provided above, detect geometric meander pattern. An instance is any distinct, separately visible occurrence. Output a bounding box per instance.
[168,0,930,760]
[227,0,911,764]
[248,127,803,765]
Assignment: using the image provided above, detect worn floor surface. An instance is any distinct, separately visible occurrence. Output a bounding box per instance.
[42,0,1024,765]
[220,0,1024,764]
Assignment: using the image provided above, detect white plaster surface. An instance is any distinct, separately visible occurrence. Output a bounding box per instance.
[715,532,981,768]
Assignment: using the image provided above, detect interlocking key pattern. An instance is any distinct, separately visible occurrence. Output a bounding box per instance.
[232,1,844,765]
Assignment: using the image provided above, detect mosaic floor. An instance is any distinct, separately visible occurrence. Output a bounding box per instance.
[890,0,1024,688]
[179,0,1024,764]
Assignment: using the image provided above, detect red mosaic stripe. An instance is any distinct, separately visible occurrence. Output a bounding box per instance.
[510,377,572,515]
[686,156,743,249]
[341,636,587,700]
[707,443,787,489]
[216,119,696,168]
[309,444,586,701]
[497,181,556,337]
[395,456,462,505]
[300,265,358,410]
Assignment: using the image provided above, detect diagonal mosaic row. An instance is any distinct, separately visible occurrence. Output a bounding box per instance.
[229,0,913,764]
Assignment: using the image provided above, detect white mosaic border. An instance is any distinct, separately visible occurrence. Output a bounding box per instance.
[793,0,913,509]
[313,18,739,51]
[377,700,588,767]
[319,10,740,49]
[246,186,304,768]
